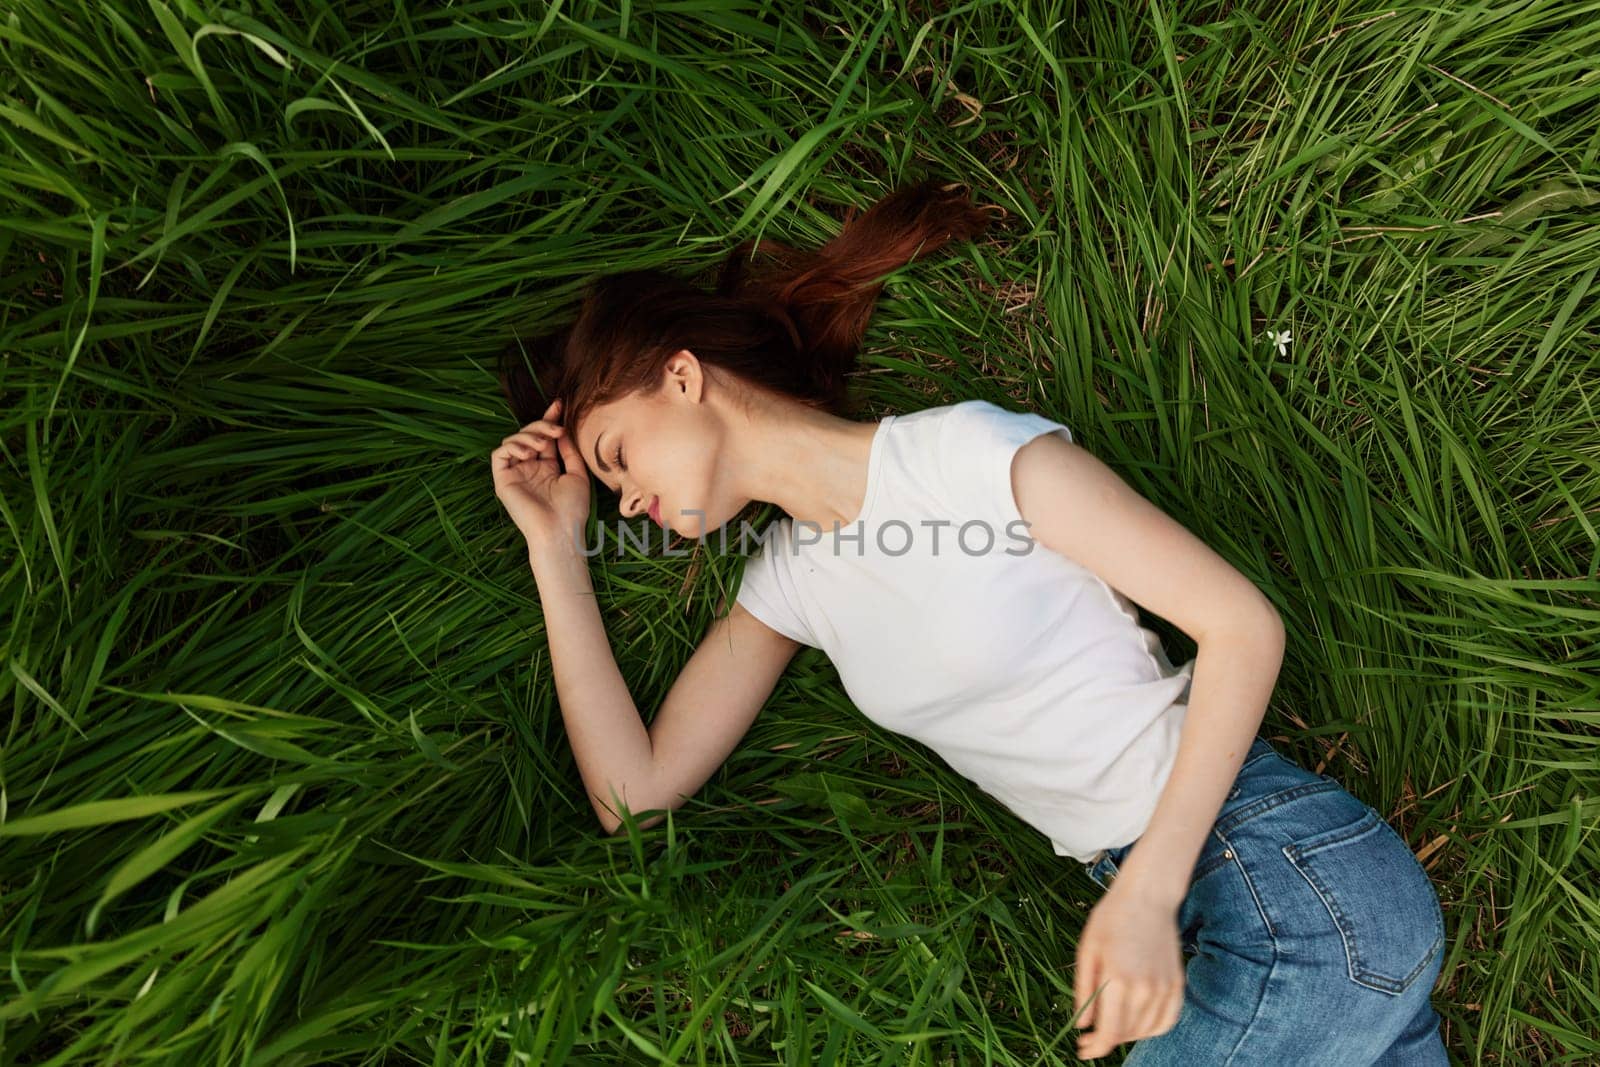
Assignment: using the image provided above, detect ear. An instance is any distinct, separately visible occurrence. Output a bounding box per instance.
[665,348,705,400]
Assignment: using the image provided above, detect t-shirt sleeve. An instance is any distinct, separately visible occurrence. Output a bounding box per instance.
[733,518,818,648]
[937,399,1074,529]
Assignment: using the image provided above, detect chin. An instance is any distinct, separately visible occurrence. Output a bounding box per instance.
[664,503,727,539]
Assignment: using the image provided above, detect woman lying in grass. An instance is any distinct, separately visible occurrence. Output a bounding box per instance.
[487,178,1449,1064]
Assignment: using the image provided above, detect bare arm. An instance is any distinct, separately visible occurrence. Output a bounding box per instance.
[1011,430,1284,1060]
[1011,430,1285,906]
[528,533,802,835]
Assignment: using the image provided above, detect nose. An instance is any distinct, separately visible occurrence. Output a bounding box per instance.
[623,489,648,519]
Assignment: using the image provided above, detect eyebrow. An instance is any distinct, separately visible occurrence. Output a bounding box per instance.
[593,431,612,475]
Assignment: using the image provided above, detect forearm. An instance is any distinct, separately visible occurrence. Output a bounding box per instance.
[526,533,656,833]
[1114,611,1287,910]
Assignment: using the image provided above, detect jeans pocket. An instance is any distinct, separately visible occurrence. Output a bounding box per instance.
[1282,807,1446,996]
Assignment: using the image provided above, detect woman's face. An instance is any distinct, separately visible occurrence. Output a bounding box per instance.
[574,352,746,538]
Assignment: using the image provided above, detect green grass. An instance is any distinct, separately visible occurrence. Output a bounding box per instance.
[2,0,1597,1062]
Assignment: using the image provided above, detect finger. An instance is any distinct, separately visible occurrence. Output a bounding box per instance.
[493,439,548,466]
[512,420,564,436]
[512,406,564,435]
[1073,943,1100,1031]
[491,443,518,467]
[1156,985,1184,1035]
[1146,979,1182,1038]
[504,427,561,450]
[1122,980,1160,1042]
[554,420,585,474]
[1084,979,1126,1058]
[506,427,568,454]
[1124,997,1169,1045]
[500,437,542,457]
[508,430,561,450]
[529,398,562,429]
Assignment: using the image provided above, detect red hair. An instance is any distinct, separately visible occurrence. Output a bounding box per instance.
[497,177,1000,446]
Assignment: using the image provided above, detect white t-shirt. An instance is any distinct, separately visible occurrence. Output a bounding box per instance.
[733,398,1196,862]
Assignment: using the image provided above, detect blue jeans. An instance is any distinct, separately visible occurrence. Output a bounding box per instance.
[1081,734,1450,1065]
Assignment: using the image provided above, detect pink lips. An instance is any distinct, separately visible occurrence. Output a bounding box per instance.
[648,496,662,525]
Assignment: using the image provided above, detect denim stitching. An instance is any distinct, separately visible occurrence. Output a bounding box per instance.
[1215,777,1343,836]
[1371,812,1449,954]
[1414,928,1446,985]
[1215,828,1276,941]
[1190,828,1236,883]
[1238,746,1278,774]
[1283,812,1382,988]
[1219,872,1282,1066]
[1282,810,1441,996]
[1082,741,1297,893]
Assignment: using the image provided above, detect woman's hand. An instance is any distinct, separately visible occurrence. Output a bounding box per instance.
[1073,880,1186,1059]
[490,398,591,548]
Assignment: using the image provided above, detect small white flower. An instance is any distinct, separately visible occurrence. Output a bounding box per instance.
[1264,328,1293,357]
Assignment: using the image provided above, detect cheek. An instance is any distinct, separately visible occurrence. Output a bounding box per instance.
[665,458,709,507]
[660,446,719,518]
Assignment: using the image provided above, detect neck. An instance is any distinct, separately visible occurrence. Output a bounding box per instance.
[738,395,880,534]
